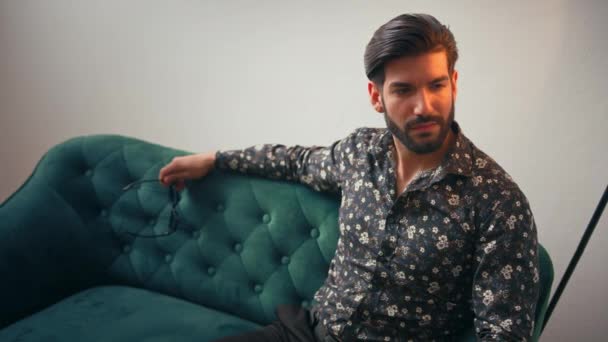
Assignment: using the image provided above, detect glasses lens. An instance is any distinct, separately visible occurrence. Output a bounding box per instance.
[121,179,182,238]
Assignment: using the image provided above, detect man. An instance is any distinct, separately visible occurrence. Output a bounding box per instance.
[159,13,540,341]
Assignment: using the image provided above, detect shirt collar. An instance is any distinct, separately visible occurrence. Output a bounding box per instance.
[441,121,474,178]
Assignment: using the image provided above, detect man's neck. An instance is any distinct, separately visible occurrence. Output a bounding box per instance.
[392,128,456,190]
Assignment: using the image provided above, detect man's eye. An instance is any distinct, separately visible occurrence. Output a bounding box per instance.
[431,83,446,90]
[394,88,411,94]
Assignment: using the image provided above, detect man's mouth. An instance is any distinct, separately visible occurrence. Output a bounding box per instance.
[410,122,437,131]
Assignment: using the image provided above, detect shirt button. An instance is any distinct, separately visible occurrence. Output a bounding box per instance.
[310,229,319,238]
[262,214,271,223]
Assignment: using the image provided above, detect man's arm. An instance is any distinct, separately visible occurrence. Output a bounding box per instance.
[214,133,354,194]
[472,188,541,341]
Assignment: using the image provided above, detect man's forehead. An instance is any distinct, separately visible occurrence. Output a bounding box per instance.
[384,50,450,84]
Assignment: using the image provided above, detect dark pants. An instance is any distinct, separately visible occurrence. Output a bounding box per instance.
[212,305,336,342]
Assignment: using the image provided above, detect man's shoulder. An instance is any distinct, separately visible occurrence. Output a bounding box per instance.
[336,127,389,158]
[464,137,531,209]
[342,126,388,148]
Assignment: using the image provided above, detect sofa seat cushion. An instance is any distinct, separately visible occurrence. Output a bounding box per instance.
[0,285,261,342]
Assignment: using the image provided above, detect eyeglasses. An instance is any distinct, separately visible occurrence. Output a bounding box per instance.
[121,179,192,238]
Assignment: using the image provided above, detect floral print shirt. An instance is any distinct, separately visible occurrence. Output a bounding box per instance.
[215,122,540,341]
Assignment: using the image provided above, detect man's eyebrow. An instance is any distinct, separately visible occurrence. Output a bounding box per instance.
[430,76,450,84]
[388,76,450,88]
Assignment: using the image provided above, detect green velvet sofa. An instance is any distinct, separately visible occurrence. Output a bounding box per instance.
[0,134,554,341]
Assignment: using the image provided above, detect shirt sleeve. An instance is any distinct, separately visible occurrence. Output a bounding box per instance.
[472,188,541,341]
[214,132,354,194]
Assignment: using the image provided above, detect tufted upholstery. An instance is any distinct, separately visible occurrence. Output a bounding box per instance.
[0,134,553,341]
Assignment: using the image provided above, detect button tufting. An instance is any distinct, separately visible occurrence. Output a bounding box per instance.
[123,245,131,253]
[310,228,319,238]
[85,169,93,177]
[207,267,216,276]
[216,204,225,212]
[164,254,172,262]
[301,300,309,308]
[100,210,108,217]
[281,256,290,265]
[149,219,156,226]
[234,243,243,253]
[262,214,271,224]
[191,230,199,238]
[254,284,263,293]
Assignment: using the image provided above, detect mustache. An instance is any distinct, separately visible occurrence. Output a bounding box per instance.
[404,115,443,130]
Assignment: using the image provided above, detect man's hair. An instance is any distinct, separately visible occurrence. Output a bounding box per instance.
[364,13,459,88]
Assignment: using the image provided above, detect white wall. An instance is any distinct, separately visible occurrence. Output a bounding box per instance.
[1,0,607,340]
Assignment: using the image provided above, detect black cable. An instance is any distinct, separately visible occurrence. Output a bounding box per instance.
[541,183,608,332]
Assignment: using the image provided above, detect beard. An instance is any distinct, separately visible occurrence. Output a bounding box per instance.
[383,98,455,155]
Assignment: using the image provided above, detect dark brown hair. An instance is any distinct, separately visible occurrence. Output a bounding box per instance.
[364,13,458,87]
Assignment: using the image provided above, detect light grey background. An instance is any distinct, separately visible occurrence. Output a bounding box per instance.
[1,0,607,340]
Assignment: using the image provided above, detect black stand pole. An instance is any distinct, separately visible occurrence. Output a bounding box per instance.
[541,184,608,332]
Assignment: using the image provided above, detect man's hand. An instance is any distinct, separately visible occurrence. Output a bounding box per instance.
[158,152,216,191]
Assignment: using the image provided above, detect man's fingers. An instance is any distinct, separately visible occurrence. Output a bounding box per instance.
[159,166,173,182]
[159,158,186,180]
[160,172,189,187]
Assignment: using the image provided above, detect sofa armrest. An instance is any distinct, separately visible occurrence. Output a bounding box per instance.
[0,172,103,328]
[0,134,193,328]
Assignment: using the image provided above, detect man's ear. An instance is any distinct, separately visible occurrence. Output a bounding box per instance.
[368,81,384,113]
[451,69,458,99]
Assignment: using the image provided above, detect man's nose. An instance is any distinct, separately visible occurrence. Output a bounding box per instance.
[412,89,433,116]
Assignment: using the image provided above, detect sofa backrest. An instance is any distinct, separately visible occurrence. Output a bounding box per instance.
[22,134,340,325]
[108,170,341,325]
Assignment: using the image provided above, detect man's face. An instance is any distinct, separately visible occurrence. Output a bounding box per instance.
[369,50,458,154]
